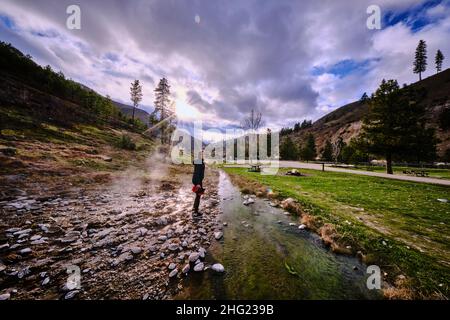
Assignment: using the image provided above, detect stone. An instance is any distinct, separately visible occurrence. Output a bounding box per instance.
[13,229,32,236]
[136,227,148,237]
[437,198,449,203]
[182,264,190,274]
[42,277,50,286]
[243,198,255,206]
[214,232,223,240]
[64,290,79,300]
[0,293,11,300]
[188,252,200,263]
[169,269,178,278]
[130,247,142,255]
[211,263,225,273]
[18,267,31,279]
[298,224,306,230]
[19,248,32,255]
[168,263,176,270]
[168,243,179,251]
[30,235,42,241]
[223,222,228,227]
[198,248,206,259]
[193,262,204,272]
[0,243,10,251]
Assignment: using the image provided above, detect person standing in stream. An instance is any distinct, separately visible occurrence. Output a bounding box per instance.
[192,153,205,217]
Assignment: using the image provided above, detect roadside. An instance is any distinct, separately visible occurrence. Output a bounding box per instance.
[224,161,450,186]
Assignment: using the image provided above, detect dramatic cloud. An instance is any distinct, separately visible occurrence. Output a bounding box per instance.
[1,0,449,134]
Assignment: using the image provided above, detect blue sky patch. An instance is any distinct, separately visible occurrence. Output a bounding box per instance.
[383,0,445,32]
[0,14,15,29]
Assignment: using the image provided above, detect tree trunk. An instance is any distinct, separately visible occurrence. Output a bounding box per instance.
[419,72,422,81]
[132,106,135,122]
[386,152,393,174]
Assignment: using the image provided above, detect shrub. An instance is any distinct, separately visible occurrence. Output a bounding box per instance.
[119,134,136,150]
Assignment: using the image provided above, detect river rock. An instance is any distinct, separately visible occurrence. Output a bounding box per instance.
[169,269,178,278]
[298,224,306,230]
[211,263,225,273]
[188,252,200,262]
[168,263,176,270]
[42,277,50,286]
[64,290,79,300]
[0,293,11,300]
[30,235,42,241]
[19,248,32,255]
[182,264,190,274]
[198,248,206,259]
[194,262,204,272]
[168,243,179,251]
[214,232,223,240]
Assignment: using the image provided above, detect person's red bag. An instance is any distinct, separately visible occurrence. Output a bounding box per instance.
[192,184,205,195]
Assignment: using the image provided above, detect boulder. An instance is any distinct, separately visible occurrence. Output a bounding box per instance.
[211,263,225,273]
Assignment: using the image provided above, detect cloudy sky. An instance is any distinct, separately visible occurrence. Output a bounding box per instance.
[1,0,449,137]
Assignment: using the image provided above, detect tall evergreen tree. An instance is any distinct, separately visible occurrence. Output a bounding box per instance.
[435,49,444,73]
[361,79,436,174]
[413,40,427,81]
[280,136,298,160]
[321,140,334,162]
[153,78,174,143]
[300,133,316,161]
[130,80,143,122]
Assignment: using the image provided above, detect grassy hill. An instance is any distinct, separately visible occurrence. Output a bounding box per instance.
[287,68,450,159]
[0,42,154,197]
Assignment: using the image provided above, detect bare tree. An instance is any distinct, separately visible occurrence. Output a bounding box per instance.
[241,109,264,131]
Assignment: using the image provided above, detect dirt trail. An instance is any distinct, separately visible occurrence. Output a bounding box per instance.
[0,163,222,300]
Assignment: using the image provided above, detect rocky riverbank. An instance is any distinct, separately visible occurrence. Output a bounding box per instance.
[0,164,223,300]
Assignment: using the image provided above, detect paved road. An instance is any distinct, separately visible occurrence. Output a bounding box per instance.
[226,161,450,186]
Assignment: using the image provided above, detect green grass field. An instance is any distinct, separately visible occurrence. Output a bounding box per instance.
[351,165,450,180]
[224,167,450,298]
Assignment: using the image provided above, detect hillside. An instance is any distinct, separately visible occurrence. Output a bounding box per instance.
[288,68,450,158]
[113,101,151,126]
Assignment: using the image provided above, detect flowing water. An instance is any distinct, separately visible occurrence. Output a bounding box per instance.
[178,171,381,299]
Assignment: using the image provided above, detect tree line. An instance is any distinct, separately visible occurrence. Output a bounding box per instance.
[0,42,128,123]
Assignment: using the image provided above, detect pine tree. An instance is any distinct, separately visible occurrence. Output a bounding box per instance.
[280,136,298,160]
[435,49,444,73]
[153,78,174,143]
[130,80,143,122]
[361,79,436,174]
[321,140,334,162]
[300,133,316,161]
[360,92,369,102]
[413,40,427,81]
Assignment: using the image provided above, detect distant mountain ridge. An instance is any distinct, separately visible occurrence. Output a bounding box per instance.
[286,68,450,158]
[113,101,150,125]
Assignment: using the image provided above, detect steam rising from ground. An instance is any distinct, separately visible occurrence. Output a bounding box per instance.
[110,148,172,196]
